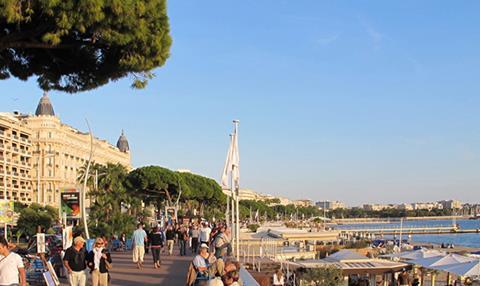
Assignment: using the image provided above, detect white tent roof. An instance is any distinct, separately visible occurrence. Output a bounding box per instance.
[430,254,475,267]
[436,260,480,277]
[409,254,475,269]
[324,250,369,262]
[384,249,445,260]
[408,256,445,267]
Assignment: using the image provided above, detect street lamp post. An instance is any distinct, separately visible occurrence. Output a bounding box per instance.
[81,119,94,240]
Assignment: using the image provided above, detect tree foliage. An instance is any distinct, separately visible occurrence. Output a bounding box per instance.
[126,166,182,206]
[178,171,226,215]
[299,266,343,286]
[239,200,322,221]
[16,203,58,236]
[80,163,142,237]
[328,207,453,219]
[0,0,172,92]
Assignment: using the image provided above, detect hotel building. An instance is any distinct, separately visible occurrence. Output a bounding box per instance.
[0,113,33,203]
[1,93,131,207]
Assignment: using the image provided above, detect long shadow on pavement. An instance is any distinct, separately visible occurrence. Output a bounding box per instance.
[108,249,192,286]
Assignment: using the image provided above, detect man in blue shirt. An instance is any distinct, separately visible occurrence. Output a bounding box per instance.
[132,223,148,269]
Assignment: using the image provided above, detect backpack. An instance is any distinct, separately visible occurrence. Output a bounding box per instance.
[214,233,225,248]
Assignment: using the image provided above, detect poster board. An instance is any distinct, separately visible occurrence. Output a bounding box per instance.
[0,201,14,224]
[62,226,73,249]
[60,190,80,219]
[46,261,60,286]
[43,271,57,286]
[165,206,177,221]
[37,233,46,253]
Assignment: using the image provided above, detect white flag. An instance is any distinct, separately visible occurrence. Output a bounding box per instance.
[221,135,234,189]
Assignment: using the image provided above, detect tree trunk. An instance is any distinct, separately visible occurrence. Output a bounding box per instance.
[200,202,205,216]
[164,189,173,206]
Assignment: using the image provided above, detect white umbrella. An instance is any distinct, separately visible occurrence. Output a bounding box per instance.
[429,254,475,267]
[435,260,480,277]
[409,255,445,267]
[409,254,475,268]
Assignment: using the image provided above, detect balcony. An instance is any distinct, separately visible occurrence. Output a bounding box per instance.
[20,137,31,144]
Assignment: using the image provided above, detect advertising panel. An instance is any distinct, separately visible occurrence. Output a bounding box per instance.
[0,201,14,224]
[61,189,80,218]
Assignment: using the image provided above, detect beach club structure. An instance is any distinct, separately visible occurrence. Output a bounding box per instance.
[384,248,480,286]
[287,250,412,286]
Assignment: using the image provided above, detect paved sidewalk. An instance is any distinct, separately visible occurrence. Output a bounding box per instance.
[108,249,191,286]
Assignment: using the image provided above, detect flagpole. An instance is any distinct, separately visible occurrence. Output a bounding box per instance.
[233,120,240,260]
[226,191,230,226]
[230,168,235,257]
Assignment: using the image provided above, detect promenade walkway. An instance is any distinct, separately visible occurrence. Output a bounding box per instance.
[108,249,191,286]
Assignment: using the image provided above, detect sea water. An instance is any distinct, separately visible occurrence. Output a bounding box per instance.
[335,219,480,248]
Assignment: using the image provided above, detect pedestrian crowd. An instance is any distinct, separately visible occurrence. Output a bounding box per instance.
[0,218,246,286]
[130,219,240,286]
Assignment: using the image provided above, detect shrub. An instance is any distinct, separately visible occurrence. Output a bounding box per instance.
[247,224,260,233]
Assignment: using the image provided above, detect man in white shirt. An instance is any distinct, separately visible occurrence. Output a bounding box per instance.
[199,222,211,246]
[0,236,26,286]
[131,223,148,269]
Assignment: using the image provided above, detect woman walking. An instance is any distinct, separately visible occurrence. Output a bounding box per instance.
[149,226,165,268]
[87,238,112,286]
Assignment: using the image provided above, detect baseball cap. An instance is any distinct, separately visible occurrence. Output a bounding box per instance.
[200,243,209,249]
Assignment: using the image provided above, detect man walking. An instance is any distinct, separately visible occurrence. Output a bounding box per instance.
[190,224,200,254]
[165,225,175,256]
[132,223,148,269]
[178,225,189,256]
[213,225,230,259]
[199,222,211,246]
[0,236,26,286]
[63,236,87,286]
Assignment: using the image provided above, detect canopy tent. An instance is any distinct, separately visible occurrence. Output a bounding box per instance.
[434,260,480,277]
[324,249,370,262]
[382,248,445,260]
[409,254,475,268]
[290,249,411,277]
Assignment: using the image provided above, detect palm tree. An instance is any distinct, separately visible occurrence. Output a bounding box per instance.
[86,163,143,237]
[77,162,105,192]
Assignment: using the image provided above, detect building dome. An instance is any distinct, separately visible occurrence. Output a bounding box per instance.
[116,130,130,152]
[35,92,55,116]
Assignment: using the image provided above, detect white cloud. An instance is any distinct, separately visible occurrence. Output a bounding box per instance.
[316,33,340,46]
[358,16,384,51]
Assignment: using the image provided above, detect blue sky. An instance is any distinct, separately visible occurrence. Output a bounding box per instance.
[1,1,480,206]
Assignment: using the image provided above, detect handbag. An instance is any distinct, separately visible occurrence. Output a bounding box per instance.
[105,260,112,270]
